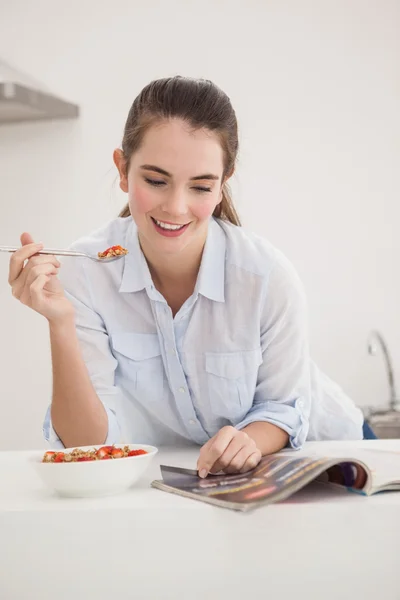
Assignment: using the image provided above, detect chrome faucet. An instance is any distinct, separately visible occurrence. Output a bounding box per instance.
[367,330,399,411]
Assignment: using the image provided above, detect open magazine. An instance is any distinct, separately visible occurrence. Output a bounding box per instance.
[151,448,400,511]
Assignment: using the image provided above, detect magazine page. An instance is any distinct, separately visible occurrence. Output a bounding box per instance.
[353,449,400,492]
[295,447,400,493]
[152,454,368,510]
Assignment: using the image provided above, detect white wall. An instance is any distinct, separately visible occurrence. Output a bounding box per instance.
[0,0,398,450]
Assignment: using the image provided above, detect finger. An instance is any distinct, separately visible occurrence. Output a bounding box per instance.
[197,435,214,456]
[197,426,236,478]
[18,264,58,304]
[238,451,262,474]
[8,242,44,285]
[23,254,60,273]
[10,255,59,297]
[24,263,59,289]
[30,273,51,305]
[209,431,249,474]
[196,438,215,478]
[197,426,236,472]
[196,434,221,472]
[20,232,35,246]
[223,446,256,474]
[13,262,59,302]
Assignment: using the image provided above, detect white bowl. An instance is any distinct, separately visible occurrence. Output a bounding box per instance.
[32,444,158,498]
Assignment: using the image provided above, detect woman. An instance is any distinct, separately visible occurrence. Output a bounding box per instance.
[8,77,364,477]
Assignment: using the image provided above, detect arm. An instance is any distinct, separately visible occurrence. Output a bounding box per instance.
[49,318,109,448]
[235,251,311,450]
[241,421,289,455]
[7,232,121,449]
[45,256,121,448]
[197,251,310,476]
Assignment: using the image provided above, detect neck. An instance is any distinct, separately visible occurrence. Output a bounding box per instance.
[139,234,205,293]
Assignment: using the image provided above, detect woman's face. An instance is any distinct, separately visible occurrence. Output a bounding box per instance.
[114,118,225,256]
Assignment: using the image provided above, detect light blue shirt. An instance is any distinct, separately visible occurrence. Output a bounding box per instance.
[43,217,363,448]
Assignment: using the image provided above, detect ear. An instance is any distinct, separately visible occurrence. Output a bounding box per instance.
[113,149,129,193]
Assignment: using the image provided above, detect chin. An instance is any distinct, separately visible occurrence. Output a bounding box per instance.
[153,237,192,255]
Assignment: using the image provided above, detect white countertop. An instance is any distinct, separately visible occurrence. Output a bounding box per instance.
[0,440,399,600]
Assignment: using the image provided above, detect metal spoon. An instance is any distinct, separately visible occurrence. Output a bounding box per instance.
[0,246,126,263]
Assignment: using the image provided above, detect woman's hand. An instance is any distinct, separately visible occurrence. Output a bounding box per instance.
[197,426,262,478]
[8,232,74,324]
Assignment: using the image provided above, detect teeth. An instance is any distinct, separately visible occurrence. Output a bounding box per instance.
[155,219,185,231]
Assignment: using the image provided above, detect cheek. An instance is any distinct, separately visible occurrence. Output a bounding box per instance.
[191,193,221,221]
[129,183,158,215]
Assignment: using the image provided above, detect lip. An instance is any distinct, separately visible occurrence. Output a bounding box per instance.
[150,217,191,238]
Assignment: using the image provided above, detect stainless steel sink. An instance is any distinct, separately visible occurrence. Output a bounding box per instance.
[367,410,400,439]
[365,330,400,438]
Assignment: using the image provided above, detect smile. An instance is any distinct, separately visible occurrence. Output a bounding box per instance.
[152,218,187,231]
[150,217,191,238]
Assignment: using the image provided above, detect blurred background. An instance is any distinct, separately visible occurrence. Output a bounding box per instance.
[0,0,398,449]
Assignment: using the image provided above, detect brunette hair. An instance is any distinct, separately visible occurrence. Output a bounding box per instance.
[118,76,241,226]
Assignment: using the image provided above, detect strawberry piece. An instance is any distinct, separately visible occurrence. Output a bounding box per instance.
[96,446,113,459]
[53,452,65,463]
[101,455,111,460]
[128,449,147,457]
[77,456,95,462]
[110,448,124,458]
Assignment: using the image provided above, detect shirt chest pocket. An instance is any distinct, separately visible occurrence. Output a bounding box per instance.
[205,349,263,420]
[111,332,164,398]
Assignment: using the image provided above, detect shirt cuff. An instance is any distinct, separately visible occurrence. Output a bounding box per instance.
[42,403,121,448]
[234,398,309,449]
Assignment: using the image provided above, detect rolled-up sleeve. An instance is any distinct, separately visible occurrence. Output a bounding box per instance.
[42,258,122,448]
[235,253,311,449]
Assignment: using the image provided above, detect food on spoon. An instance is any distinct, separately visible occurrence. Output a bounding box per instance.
[97,245,128,259]
[42,445,147,463]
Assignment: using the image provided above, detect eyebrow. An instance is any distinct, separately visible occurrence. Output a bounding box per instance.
[140,164,220,181]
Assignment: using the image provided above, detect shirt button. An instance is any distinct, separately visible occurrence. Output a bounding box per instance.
[189,420,196,425]
[298,400,304,408]
[178,387,185,394]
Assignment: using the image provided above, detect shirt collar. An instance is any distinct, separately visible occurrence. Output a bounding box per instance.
[119,218,153,293]
[195,218,226,303]
[119,217,226,303]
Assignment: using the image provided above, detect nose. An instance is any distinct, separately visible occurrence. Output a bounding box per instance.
[161,188,189,217]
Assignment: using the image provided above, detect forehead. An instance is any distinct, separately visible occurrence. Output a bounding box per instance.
[132,118,224,176]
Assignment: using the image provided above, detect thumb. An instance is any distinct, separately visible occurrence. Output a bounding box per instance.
[20,232,35,246]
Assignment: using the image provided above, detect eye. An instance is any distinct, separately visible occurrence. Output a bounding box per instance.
[193,186,212,193]
[145,178,166,187]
